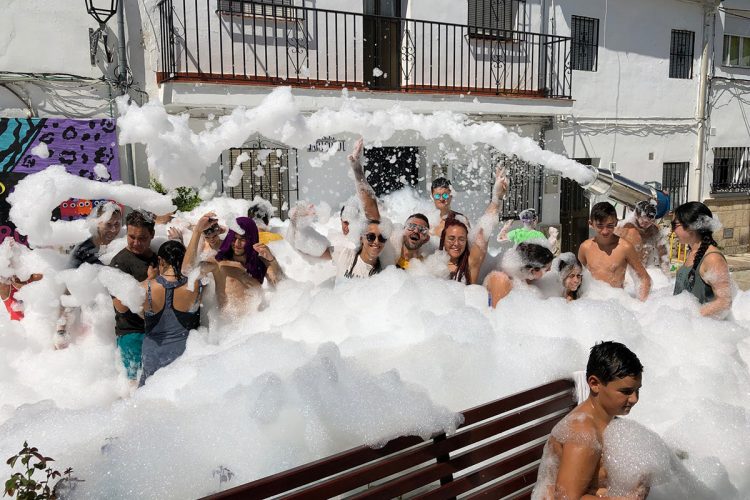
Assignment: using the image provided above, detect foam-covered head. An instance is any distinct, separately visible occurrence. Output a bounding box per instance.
[519,208,537,223]
[635,200,657,220]
[674,202,722,234]
[586,341,643,384]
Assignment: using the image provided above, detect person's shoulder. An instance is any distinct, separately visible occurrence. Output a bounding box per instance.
[701,247,728,268]
[485,270,512,287]
[553,409,601,450]
[578,238,594,252]
[109,248,130,267]
[616,235,634,252]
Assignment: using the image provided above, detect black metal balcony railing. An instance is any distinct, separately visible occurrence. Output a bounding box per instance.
[157,0,572,98]
[712,147,750,193]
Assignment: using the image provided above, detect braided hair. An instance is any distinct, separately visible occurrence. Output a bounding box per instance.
[158,240,186,280]
[439,216,470,283]
[674,202,718,290]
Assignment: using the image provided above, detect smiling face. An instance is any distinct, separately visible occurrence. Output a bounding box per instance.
[443,224,468,261]
[232,234,247,257]
[403,217,430,251]
[591,215,618,242]
[360,222,386,260]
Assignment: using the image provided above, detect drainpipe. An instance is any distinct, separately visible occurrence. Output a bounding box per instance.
[117,0,138,186]
[692,1,719,202]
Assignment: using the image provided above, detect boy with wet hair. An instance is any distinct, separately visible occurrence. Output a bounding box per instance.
[431,177,468,237]
[578,202,651,301]
[615,200,670,273]
[532,341,647,500]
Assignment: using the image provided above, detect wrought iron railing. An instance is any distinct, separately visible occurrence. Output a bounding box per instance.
[157,0,572,98]
[712,147,750,194]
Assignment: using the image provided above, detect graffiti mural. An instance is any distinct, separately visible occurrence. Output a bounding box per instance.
[0,117,120,245]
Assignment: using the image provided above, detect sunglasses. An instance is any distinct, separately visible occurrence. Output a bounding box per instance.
[405,222,429,235]
[365,232,387,243]
[433,193,450,200]
[671,221,682,231]
[525,265,543,272]
[203,224,221,236]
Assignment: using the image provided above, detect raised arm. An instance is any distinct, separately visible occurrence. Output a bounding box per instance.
[497,219,514,242]
[348,137,380,222]
[183,212,216,274]
[285,202,332,259]
[699,253,732,318]
[483,165,509,219]
[625,242,651,301]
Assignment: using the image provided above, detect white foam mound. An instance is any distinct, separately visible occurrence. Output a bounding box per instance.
[8,165,174,247]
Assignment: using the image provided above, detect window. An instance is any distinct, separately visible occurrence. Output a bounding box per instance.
[495,154,544,219]
[662,162,689,211]
[217,0,302,20]
[723,35,750,67]
[468,0,518,38]
[669,29,695,79]
[571,16,599,71]
[223,143,298,219]
[712,147,750,193]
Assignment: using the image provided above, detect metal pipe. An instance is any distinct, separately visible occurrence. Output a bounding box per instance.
[583,167,657,208]
[116,1,137,186]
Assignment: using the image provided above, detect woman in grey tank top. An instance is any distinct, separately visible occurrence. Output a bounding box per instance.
[671,202,732,318]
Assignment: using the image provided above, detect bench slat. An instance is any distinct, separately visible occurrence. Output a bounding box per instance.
[462,466,540,499]
[278,393,573,499]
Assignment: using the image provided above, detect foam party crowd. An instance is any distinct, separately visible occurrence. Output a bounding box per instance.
[1,89,749,499]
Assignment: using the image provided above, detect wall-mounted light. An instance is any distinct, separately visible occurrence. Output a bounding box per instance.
[85,0,119,66]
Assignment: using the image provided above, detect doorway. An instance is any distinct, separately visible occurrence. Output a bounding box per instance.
[363,0,401,90]
[559,158,591,254]
[363,146,419,196]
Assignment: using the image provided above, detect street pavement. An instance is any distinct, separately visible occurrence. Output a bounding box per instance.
[727,253,750,292]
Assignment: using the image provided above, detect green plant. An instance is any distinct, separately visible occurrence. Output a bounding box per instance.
[4,442,73,499]
[149,179,202,213]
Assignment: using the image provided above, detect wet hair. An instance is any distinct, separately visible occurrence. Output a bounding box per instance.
[216,217,267,284]
[431,177,452,192]
[96,202,122,218]
[439,216,470,283]
[406,213,430,227]
[557,252,583,299]
[635,200,657,219]
[517,242,554,269]
[590,201,617,223]
[126,209,156,233]
[248,205,270,226]
[586,341,643,384]
[674,202,719,291]
[157,240,186,280]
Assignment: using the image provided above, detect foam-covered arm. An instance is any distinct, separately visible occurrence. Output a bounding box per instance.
[348,137,380,222]
[286,202,332,258]
[699,253,732,318]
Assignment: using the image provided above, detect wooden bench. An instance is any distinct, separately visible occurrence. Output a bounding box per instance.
[204,379,576,499]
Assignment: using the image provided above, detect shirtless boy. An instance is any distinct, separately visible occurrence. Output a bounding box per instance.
[615,200,669,273]
[532,341,647,500]
[578,202,651,301]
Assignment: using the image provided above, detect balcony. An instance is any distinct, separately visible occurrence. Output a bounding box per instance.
[157,0,572,99]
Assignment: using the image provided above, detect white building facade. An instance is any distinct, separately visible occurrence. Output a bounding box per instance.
[1,0,748,252]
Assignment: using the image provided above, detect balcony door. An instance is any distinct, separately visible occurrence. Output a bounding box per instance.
[363,0,401,90]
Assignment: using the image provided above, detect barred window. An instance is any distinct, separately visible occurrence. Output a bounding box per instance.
[712,147,750,193]
[217,0,302,19]
[571,16,599,71]
[468,0,517,37]
[662,162,689,211]
[669,29,695,79]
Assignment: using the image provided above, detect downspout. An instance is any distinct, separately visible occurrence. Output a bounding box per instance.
[117,0,138,187]
[692,1,719,201]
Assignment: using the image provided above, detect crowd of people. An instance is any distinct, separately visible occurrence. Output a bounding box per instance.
[0,140,734,390]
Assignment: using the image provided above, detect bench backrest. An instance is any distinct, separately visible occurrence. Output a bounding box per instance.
[204,379,576,499]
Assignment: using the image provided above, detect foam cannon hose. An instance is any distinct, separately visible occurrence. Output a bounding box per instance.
[582,167,670,216]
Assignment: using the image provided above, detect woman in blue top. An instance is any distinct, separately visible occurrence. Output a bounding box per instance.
[672,202,732,318]
[139,240,206,386]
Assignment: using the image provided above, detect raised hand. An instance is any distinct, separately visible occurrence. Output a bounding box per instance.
[492,166,509,203]
[195,212,218,233]
[348,137,364,164]
[253,243,275,263]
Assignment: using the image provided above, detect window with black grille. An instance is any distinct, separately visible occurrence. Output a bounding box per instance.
[669,29,695,79]
[571,16,599,71]
[217,0,302,19]
[662,162,689,211]
[712,147,750,193]
[468,0,518,38]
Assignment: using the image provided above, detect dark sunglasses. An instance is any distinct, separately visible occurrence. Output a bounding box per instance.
[405,222,429,235]
[525,265,543,272]
[203,224,221,236]
[433,193,450,200]
[365,232,387,243]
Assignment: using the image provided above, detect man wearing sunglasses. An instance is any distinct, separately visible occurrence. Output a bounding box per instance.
[615,200,670,274]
